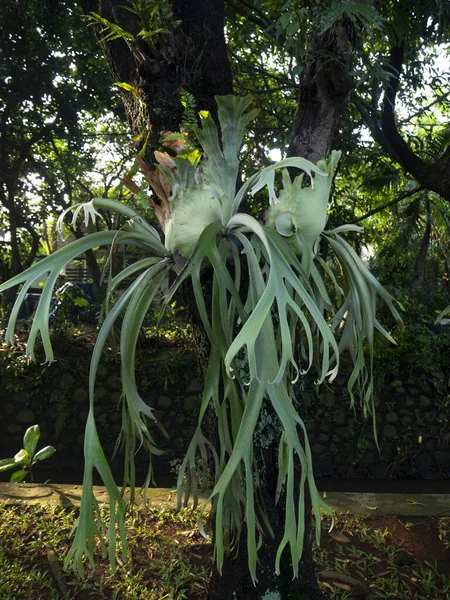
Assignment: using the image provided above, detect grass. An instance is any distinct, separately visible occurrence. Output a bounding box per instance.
[0,502,449,599]
[0,503,210,600]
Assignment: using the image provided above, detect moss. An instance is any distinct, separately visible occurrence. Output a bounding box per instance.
[260,591,282,600]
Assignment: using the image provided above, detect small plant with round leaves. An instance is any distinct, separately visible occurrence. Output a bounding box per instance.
[0,425,55,483]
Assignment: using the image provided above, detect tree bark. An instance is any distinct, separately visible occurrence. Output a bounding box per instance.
[412,194,432,288]
[288,21,353,162]
[79,0,232,138]
[208,398,323,600]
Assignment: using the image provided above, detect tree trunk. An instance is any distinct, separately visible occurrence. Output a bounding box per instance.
[77,3,345,597]
[71,225,105,303]
[289,21,353,162]
[78,0,232,138]
[412,194,431,288]
[208,399,323,599]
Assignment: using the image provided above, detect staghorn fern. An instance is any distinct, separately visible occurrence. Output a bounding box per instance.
[0,95,402,582]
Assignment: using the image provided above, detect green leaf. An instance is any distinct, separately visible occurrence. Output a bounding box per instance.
[10,469,28,483]
[0,458,17,472]
[114,82,139,96]
[435,305,450,324]
[275,212,294,236]
[14,449,29,463]
[23,425,40,457]
[32,446,56,463]
[64,412,127,576]
[193,95,259,221]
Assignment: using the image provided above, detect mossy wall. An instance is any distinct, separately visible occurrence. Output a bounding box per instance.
[1,326,449,482]
[0,338,201,482]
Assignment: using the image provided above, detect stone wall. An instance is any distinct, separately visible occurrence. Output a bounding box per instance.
[1,327,449,482]
[0,341,201,482]
[303,372,450,480]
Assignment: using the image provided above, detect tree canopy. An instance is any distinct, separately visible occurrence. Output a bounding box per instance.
[0,0,119,301]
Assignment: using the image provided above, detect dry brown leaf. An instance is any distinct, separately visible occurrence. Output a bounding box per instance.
[317,570,370,597]
[154,150,176,170]
[121,175,141,195]
[334,582,352,591]
[328,530,352,543]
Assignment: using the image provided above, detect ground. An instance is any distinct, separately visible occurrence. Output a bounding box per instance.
[0,502,449,599]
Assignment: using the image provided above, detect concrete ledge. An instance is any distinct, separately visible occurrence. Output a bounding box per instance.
[1,483,449,517]
[0,483,181,509]
[321,490,450,517]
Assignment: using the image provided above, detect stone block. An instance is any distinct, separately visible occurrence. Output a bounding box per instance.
[425,410,437,423]
[72,388,88,404]
[50,389,66,403]
[158,396,172,408]
[109,411,121,423]
[332,409,346,425]
[319,392,335,408]
[60,373,75,389]
[183,396,198,411]
[16,409,35,423]
[436,451,450,466]
[382,424,397,438]
[336,427,351,438]
[6,423,22,434]
[386,412,398,423]
[418,453,432,472]
[108,376,122,390]
[371,464,388,479]
[358,452,375,466]
[97,364,107,378]
[110,392,122,404]
[311,443,326,455]
[186,380,203,394]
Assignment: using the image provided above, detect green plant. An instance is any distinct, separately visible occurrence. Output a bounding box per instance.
[0,425,55,483]
[0,95,401,581]
[88,0,181,45]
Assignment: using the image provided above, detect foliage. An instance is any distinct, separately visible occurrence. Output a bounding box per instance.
[49,282,97,330]
[317,1,385,36]
[0,0,122,300]
[0,503,209,600]
[88,0,181,45]
[0,425,55,483]
[0,96,401,581]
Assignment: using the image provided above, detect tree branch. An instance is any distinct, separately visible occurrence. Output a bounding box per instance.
[228,49,299,89]
[354,53,450,204]
[351,185,424,224]
[399,91,450,125]
[352,94,399,160]
[225,0,269,31]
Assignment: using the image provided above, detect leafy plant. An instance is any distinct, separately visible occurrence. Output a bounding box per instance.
[88,0,181,46]
[0,425,55,483]
[318,0,385,36]
[0,95,401,580]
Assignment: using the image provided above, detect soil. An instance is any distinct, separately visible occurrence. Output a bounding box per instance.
[316,514,450,598]
[2,501,449,599]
